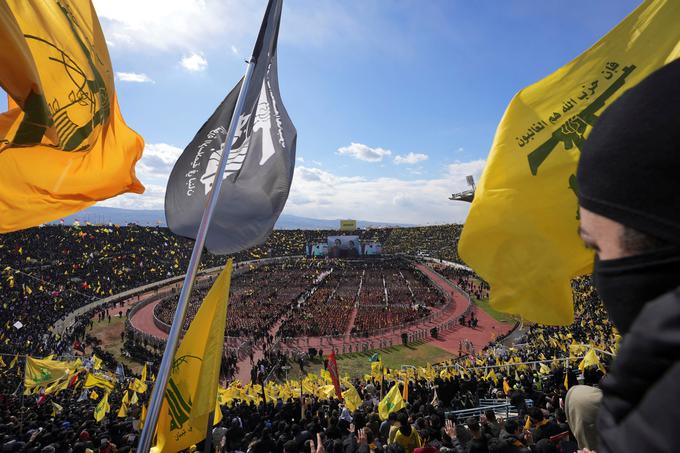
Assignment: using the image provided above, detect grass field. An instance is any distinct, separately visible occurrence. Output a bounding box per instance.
[287,341,452,380]
[88,316,145,374]
[473,298,516,323]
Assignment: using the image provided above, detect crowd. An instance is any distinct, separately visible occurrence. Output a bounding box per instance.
[0,224,618,453]
[0,269,616,452]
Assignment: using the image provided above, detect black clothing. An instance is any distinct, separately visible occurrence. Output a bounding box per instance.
[598,287,680,452]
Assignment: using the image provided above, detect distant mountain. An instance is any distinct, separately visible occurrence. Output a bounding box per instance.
[50,206,414,230]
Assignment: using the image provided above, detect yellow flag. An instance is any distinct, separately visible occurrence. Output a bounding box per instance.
[152,260,233,453]
[484,369,499,386]
[84,373,115,392]
[94,391,110,422]
[578,349,600,371]
[503,378,511,395]
[51,401,63,417]
[0,356,5,367]
[24,356,70,390]
[130,391,139,406]
[341,383,362,413]
[0,0,144,232]
[8,355,18,370]
[90,389,99,400]
[378,384,405,421]
[140,403,147,429]
[539,364,551,375]
[91,355,103,371]
[129,378,147,394]
[141,363,148,384]
[117,391,129,418]
[458,0,680,325]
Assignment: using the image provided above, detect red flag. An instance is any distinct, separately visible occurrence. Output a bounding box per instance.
[327,352,343,401]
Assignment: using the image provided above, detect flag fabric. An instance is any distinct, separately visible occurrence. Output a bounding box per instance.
[118,391,129,418]
[151,260,233,453]
[378,384,405,420]
[24,356,70,390]
[578,349,600,372]
[0,0,144,232]
[8,355,18,370]
[368,353,381,363]
[458,0,680,325]
[90,389,99,400]
[503,378,511,395]
[484,369,499,386]
[84,373,115,392]
[51,401,63,417]
[402,380,409,403]
[327,352,342,401]
[341,383,362,413]
[165,0,296,254]
[141,363,148,385]
[94,391,110,422]
[564,371,570,391]
[0,356,5,367]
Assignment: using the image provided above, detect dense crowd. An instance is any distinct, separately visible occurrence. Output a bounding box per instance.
[0,224,618,453]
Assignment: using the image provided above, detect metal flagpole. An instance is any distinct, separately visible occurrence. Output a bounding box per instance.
[137,57,257,453]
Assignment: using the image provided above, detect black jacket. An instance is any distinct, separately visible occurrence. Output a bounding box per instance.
[598,287,680,452]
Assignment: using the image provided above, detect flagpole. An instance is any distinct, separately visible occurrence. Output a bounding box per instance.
[137,57,257,453]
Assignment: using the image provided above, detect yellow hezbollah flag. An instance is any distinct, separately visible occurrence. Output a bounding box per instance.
[94,391,110,422]
[378,383,405,421]
[458,0,680,325]
[84,373,115,392]
[0,0,144,232]
[151,260,233,453]
[341,383,362,413]
[24,356,70,390]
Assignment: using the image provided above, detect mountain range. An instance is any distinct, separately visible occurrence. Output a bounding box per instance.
[51,206,414,230]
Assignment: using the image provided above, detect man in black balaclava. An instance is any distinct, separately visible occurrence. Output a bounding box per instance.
[574,58,680,453]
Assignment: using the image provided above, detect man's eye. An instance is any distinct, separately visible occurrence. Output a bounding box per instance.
[583,241,599,252]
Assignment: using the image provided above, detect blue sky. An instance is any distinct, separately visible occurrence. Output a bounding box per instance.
[1,0,641,224]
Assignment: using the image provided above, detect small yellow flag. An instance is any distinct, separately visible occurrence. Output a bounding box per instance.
[0,0,144,232]
[152,260,233,452]
[341,383,362,413]
[458,0,680,325]
[84,373,115,392]
[117,391,130,418]
[578,349,600,372]
[94,391,110,422]
[378,383,405,421]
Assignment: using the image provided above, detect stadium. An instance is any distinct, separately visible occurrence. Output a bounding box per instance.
[0,223,615,452]
[1,0,678,452]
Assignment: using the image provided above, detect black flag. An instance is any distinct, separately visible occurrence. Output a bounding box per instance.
[165,0,296,254]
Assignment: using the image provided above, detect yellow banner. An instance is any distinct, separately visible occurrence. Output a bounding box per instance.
[459,0,680,325]
[0,0,144,232]
[152,260,233,453]
[24,356,71,389]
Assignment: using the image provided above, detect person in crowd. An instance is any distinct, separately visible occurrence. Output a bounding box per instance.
[571,59,680,453]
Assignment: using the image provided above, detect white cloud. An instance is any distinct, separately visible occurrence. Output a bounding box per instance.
[116,72,154,83]
[93,0,260,52]
[101,144,486,225]
[135,143,183,181]
[285,160,486,224]
[394,152,428,165]
[230,45,239,56]
[296,156,305,162]
[337,142,392,162]
[180,53,208,72]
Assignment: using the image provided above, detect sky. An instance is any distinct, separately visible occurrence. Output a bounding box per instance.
[1,0,641,224]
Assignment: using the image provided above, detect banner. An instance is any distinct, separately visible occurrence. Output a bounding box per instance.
[458,0,680,324]
[0,0,144,232]
[165,0,296,255]
[151,260,233,452]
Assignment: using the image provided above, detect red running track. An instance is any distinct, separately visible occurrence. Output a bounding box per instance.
[128,262,515,380]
